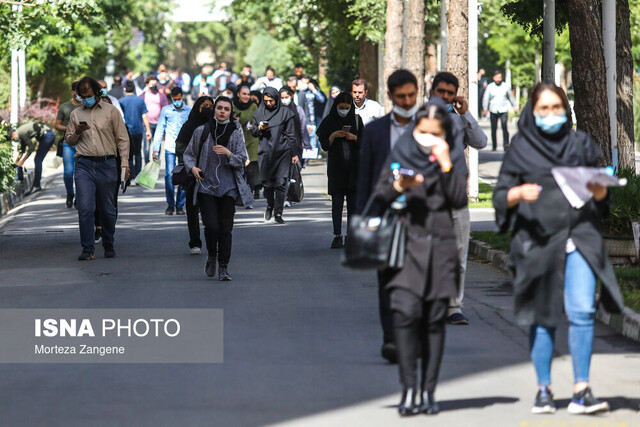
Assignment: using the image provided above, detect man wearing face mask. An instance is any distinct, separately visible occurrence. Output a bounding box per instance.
[356,69,420,364]
[141,76,170,163]
[482,70,518,151]
[430,71,487,326]
[65,76,130,261]
[153,87,192,216]
[98,80,124,120]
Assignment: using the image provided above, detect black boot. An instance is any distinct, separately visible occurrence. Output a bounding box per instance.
[398,388,420,416]
[65,194,74,208]
[420,390,440,415]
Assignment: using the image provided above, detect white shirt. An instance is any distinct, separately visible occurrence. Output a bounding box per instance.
[354,98,385,126]
[390,113,415,150]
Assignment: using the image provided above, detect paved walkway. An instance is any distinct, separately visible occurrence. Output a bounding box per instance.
[0,158,638,426]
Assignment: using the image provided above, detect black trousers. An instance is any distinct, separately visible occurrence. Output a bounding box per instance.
[377,269,395,345]
[198,193,236,266]
[128,133,143,179]
[490,112,510,150]
[331,191,356,236]
[32,131,55,188]
[245,161,260,192]
[264,179,286,216]
[185,180,202,249]
[391,288,448,393]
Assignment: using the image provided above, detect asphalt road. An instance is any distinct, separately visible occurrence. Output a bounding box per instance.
[0,157,638,426]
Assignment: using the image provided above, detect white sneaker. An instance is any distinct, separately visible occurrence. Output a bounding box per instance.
[190,247,201,255]
[284,201,291,207]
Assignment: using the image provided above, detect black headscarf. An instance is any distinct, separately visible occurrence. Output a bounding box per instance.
[234,84,253,110]
[252,87,293,129]
[208,96,237,147]
[176,96,214,146]
[500,101,598,175]
[388,99,466,178]
[250,90,263,106]
[316,92,359,141]
[279,87,303,142]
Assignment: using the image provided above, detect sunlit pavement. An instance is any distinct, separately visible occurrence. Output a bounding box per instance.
[0,158,638,426]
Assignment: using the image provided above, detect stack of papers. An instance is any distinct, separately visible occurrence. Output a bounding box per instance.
[551,167,627,209]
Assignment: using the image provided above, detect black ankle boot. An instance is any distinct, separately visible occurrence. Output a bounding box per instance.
[420,390,439,415]
[398,388,420,416]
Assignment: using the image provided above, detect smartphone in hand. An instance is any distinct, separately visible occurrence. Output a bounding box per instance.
[342,125,351,133]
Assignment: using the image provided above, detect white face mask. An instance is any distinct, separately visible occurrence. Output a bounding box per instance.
[337,108,350,117]
[216,117,230,125]
[413,131,443,155]
[281,98,292,106]
[393,104,419,119]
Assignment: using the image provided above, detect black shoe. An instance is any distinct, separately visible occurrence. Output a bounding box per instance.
[447,312,469,325]
[420,391,440,415]
[398,388,420,416]
[218,266,232,281]
[381,342,397,364]
[65,194,74,208]
[274,214,285,224]
[205,256,216,278]
[94,227,102,243]
[532,386,556,414]
[104,247,116,258]
[78,250,95,261]
[25,186,42,196]
[567,387,609,414]
[264,207,273,221]
[165,206,175,215]
[253,189,260,199]
[330,235,344,249]
[176,207,185,215]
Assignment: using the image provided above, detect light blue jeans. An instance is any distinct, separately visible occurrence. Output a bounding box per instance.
[62,142,76,196]
[164,151,185,208]
[529,250,596,386]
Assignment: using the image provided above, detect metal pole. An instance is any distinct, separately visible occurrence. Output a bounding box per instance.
[10,49,19,125]
[542,0,556,81]
[440,0,448,71]
[602,0,617,166]
[468,0,479,201]
[505,59,512,88]
[18,49,26,107]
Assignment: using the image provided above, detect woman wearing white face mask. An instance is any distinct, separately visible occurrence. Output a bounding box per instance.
[279,87,311,164]
[493,82,624,415]
[372,100,468,416]
[316,92,364,248]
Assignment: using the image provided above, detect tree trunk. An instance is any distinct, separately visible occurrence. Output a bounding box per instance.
[616,0,635,171]
[405,0,426,104]
[359,38,379,101]
[383,0,404,111]
[37,76,47,100]
[566,0,611,166]
[446,0,468,99]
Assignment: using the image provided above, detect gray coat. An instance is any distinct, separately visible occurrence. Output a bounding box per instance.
[183,122,254,207]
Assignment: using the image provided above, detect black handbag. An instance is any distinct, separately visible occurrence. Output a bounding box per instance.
[287,162,304,203]
[171,164,192,186]
[342,195,406,270]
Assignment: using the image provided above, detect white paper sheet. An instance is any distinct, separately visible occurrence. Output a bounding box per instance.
[551,166,627,209]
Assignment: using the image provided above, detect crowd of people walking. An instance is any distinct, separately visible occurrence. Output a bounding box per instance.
[8,59,625,419]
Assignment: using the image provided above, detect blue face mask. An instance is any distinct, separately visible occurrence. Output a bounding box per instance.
[534,113,567,134]
[83,97,97,108]
[173,100,183,109]
[100,88,108,97]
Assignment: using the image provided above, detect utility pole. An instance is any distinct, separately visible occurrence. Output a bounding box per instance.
[468,0,479,201]
[440,0,448,71]
[602,0,617,167]
[542,0,556,81]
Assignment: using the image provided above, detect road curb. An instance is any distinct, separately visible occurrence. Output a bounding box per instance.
[0,170,34,218]
[469,238,640,343]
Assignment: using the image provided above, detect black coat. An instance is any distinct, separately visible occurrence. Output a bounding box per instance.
[373,167,467,300]
[356,114,393,214]
[317,93,364,195]
[493,107,625,327]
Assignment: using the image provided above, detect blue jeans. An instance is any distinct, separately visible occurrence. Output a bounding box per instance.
[529,250,596,386]
[32,130,56,188]
[75,157,118,253]
[164,151,185,208]
[62,143,76,196]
